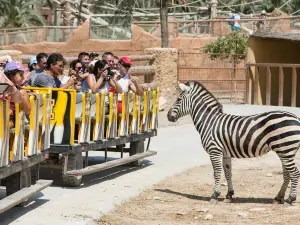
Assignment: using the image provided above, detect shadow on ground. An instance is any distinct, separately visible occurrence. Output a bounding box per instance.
[155,188,275,204]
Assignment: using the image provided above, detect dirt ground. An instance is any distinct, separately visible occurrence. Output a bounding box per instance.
[99,152,300,225]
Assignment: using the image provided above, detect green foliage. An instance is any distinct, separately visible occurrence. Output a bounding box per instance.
[0,0,46,28]
[202,31,248,62]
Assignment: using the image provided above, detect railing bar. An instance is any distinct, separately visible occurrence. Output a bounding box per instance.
[278,66,284,106]
[266,66,271,105]
[254,66,259,105]
[292,67,297,107]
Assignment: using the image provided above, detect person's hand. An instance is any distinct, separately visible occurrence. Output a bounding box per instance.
[131,76,138,83]
[67,75,76,85]
[79,72,89,80]
[100,70,108,79]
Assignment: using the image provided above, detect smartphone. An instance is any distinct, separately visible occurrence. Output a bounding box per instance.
[0,83,9,93]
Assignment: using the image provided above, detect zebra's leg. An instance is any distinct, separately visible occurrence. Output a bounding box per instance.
[273,164,289,204]
[223,157,234,203]
[209,152,223,203]
[285,161,300,205]
[278,155,300,205]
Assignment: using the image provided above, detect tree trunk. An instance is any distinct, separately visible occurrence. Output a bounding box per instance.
[160,0,169,48]
[63,0,72,40]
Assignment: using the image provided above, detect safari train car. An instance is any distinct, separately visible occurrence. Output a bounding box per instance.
[25,87,160,187]
[0,91,52,213]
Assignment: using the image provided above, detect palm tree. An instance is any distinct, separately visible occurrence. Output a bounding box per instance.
[0,0,46,28]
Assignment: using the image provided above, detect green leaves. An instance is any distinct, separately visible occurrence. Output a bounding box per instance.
[202,31,248,62]
[0,0,46,28]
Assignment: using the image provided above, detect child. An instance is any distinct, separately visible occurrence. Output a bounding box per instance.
[4,61,31,128]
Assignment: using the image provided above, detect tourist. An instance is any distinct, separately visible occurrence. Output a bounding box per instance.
[89,52,99,62]
[3,61,31,127]
[28,56,38,72]
[113,55,120,70]
[102,52,114,68]
[86,60,122,114]
[29,53,48,85]
[78,52,90,73]
[32,53,75,88]
[117,57,144,113]
[228,12,240,31]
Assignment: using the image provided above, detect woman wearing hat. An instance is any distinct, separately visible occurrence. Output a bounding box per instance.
[117,56,144,113]
[3,61,31,127]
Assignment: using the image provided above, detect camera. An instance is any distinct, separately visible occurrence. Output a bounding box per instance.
[104,67,115,81]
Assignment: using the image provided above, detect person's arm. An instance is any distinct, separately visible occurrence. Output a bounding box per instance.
[91,71,107,93]
[60,75,76,89]
[19,89,31,114]
[7,87,23,103]
[129,78,144,96]
[109,79,122,94]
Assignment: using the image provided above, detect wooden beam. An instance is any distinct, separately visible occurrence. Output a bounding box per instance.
[254,66,259,105]
[266,66,271,105]
[292,67,297,107]
[129,66,155,76]
[65,150,157,176]
[130,55,155,61]
[0,180,53,213]
[278,66,284,106]
[0,153,47,180]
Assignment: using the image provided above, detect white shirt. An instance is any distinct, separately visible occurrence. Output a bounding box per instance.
[117,74,130,101]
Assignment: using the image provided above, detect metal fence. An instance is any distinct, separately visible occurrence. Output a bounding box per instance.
[0,26,77,45]
[178,52,246,103]
[89,15,132,40]
[134,15,300,37]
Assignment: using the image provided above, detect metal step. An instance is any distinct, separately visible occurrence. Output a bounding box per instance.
[0,180,53,213]
[65,150,157,176]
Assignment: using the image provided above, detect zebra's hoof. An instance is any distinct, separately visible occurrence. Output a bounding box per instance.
[285,197,294,206]
[223,198,233,203]
[273,197,284,204]
[209,198,218,205]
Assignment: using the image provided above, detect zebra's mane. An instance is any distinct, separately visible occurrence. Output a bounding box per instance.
[188,80,223,113]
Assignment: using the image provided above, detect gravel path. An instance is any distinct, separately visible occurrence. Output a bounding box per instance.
[1,104,300,225]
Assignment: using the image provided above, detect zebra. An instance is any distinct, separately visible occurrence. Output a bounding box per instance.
[167,81,300,205]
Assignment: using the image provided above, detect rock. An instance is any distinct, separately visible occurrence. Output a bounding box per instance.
[250,207,266,212]
[176,212,186,216]
[266,173,273,177]
[221,182,227,186]
[204,214,213,220]
[237,212,248,218]
[194,216,198,220]
[196,208,209,213]
[153,197,161,200]
[159,97,167,111]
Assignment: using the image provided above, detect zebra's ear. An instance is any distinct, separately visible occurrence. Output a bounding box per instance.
[178,82,191,92]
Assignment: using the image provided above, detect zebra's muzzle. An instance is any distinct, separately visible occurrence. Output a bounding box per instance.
[167,110,177,122]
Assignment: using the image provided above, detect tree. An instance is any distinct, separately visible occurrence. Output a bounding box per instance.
[160,0,169,48]
[202,31,248,62]
[202,31,248,101]
[0,0,46,28]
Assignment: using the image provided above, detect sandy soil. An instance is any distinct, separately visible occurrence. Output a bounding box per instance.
[99,152,300,225]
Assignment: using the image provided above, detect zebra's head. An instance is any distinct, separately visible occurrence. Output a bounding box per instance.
[167,82,193,122]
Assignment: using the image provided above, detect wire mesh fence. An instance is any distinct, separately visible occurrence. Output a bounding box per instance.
[178,52,247,103]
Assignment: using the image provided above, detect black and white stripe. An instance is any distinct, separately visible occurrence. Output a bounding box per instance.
[168,81,300,204]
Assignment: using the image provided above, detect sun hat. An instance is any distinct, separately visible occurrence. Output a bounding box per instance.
[29,56,37,67]
[4,61,25,72]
